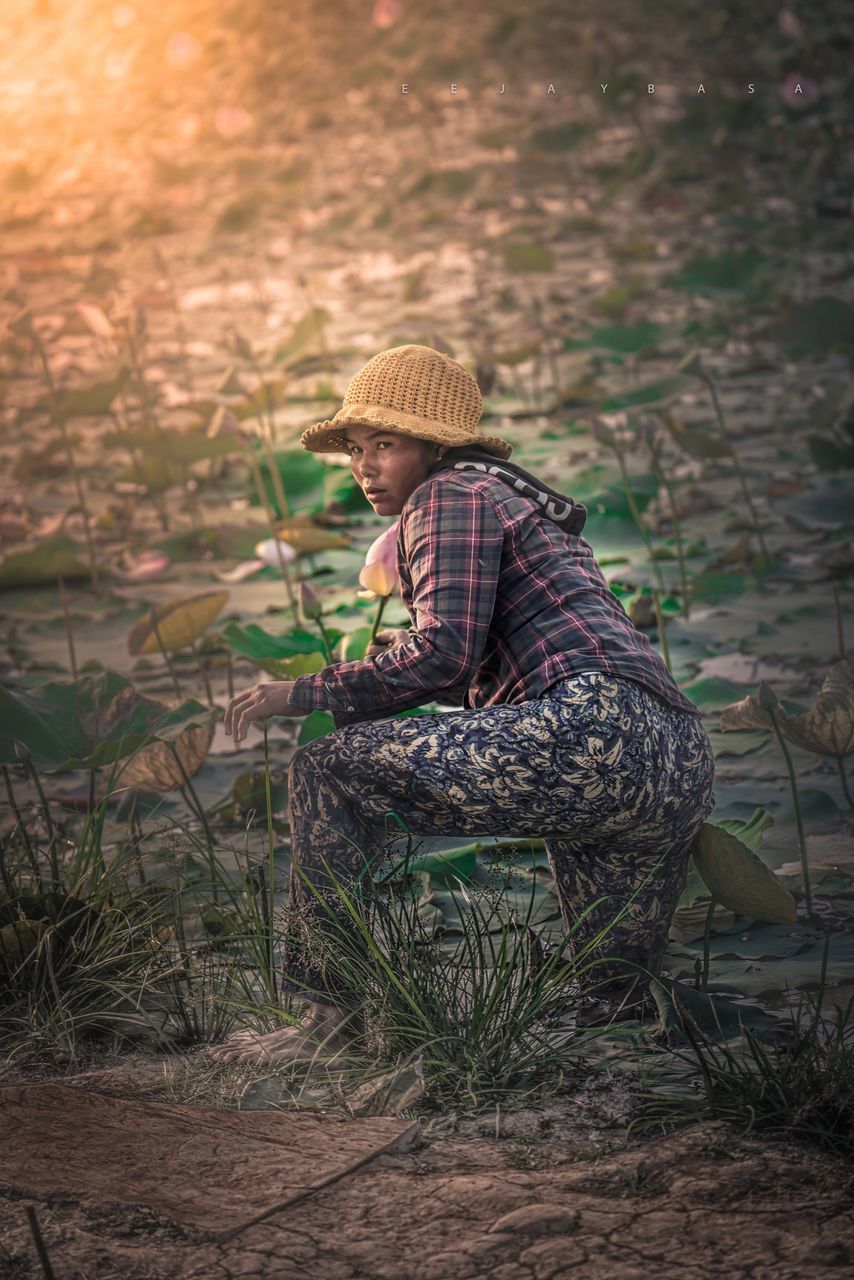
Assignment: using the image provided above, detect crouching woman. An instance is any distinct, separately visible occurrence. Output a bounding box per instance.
[208,345,715,1065]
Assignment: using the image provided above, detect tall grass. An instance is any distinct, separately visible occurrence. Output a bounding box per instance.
[630,980,854,1158]
[2,752,675,1110]
[263,855,648,1109]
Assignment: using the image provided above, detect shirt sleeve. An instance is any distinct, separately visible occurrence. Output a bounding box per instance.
[286,479,504,717]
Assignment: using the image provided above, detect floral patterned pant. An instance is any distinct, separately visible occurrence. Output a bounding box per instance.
[280,672,716,1008]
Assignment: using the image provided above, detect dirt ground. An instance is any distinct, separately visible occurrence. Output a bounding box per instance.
[1,1062,853,1280]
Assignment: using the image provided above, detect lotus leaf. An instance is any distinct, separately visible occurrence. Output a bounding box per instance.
[503,243,555,272]
[127,591,229,656]
[297,710,336,745]
[650,977,788,1045]
[690,823,797,924]
[658,408,731,459]
[120,719,215,792]
[255,651,326,680]
[221,622,329,664]
[0,671,211,770]
[54,366,130,420]
[0,536,91,590]
[339,626,375,662]
[720,661,854,759]
[272,518,349,554]
[104,426,245,464]
[597,374,696,413]
[272,307,331,367]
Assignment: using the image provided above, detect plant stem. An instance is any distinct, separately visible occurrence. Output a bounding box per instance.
[0,834,15,896]
[370,595,389,643]
[767,705,812,919]
[248,378,294,529]
[263,723,278,1005]
[19,757,61,888]
[33,338,100,591]
[151,612,182,701]
[613,442,667,595]
[225,647,235,702]
[128,791,147,886]
[701,895,717,991]
[2,764,42,889]
[651,588,673,674]
[56,575,78,679]
[701,371,772,571]
[316,618,336,665]
[170,745,219,905]
[25,1206,56,1280]
[832,584,845,660]
[837,756,854,812]
[191,640,215,708]
[650,431,690,618]
[245,445,298,618]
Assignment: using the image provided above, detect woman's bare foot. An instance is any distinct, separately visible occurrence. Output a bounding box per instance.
[207,1002,359,1066]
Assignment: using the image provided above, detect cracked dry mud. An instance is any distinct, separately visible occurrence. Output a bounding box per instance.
[1,1100,853,1279]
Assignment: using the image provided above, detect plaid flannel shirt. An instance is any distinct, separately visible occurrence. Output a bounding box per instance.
[287,470,702,725]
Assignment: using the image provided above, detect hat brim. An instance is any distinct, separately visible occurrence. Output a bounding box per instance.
[300,405,513,461]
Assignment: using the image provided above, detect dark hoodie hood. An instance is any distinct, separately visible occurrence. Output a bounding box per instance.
[430,446,588,536]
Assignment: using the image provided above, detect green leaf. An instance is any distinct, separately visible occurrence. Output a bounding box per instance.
[689,570,748,603]
[127,592,229,655]
[528,123,585,152]
[297,710,336,745]
[769,296,854,358]
[104,426,245,464]
[221,622,327,664]
[0,536,91,590]
[339,626,375,662]
[257,651,326,679]
[690,823,797,924]
[659,410,732,459]
[680,675,753,711]
[249,446,330,517]
[651,977,788,1045]
[670,250,771,295]
[406,846,477,887]
[807,434,854,471]
[597,375,695,413]
[0,672,211,770]
[272,308,331,367]
[502,243,555,272]
[562,320,662,354]
[715,807,775,854]
[55,366,130,420]
[588,472,659,518]
[323,468,369,512]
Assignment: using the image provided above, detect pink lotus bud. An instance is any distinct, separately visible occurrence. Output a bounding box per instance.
[299,580,323,621]
[359,520,400,597]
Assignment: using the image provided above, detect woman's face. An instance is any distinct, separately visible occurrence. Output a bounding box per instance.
[344,426,445,515]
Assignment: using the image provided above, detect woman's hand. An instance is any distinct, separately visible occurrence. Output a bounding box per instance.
[224,681,307,743]
[365,627,411,659]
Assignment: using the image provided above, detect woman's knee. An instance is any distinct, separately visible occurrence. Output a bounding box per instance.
[288,738,329,787]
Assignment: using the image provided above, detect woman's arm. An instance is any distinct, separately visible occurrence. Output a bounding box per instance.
[286,479,504,719]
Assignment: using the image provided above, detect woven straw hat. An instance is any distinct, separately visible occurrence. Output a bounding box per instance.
[300,344,512,460]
